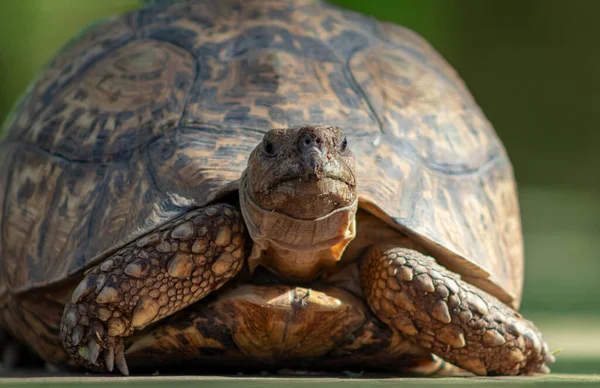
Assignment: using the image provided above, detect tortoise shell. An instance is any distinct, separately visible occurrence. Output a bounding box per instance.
[0,0,523,308]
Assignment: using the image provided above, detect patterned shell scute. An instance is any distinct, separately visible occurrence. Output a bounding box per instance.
[0,0,523,307]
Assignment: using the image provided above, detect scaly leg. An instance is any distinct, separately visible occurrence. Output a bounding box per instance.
[361,244,554,376]
[60,204,246,375]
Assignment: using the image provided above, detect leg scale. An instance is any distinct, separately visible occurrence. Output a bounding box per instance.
[361,244,554,376]
[60,204,246,374]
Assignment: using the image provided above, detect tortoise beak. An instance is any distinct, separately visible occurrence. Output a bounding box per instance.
[302,150,325,179]
[299,132,327,180]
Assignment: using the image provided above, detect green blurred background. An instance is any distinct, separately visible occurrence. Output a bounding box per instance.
[0,0,598,376]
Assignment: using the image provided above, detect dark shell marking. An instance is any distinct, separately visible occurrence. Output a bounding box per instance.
[1,0,521,309]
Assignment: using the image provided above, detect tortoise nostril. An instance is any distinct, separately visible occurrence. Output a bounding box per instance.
[299,133,324,152]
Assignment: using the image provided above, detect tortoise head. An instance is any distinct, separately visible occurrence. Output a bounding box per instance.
[240,125,359,281]
[244,124,357,219]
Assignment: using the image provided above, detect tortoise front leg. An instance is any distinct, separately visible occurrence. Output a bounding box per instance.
[60,204,246,375]
[360,244,554,376]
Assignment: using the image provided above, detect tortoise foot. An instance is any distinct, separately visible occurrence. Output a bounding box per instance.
[0,336,22,371]
[61,302,132,375]
[361,244,555,376]
[0,329,46,372]
[59,204,246,375]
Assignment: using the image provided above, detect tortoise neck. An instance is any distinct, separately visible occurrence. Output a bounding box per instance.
[239,174,357,282]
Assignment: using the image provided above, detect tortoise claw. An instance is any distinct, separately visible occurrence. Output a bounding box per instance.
[88,338,100,364]
[115,339,129,376]
[66,314,125,373]
[71,326,84,346]
[104,337,115,372]
[115,338,129,376]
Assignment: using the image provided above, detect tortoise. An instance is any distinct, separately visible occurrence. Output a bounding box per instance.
[0,0,554,377]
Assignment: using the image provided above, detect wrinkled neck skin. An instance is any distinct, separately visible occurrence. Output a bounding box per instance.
[239,173,358,283]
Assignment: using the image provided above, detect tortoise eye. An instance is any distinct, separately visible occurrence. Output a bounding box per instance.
[340,136,348,153]
[263,139,276,157]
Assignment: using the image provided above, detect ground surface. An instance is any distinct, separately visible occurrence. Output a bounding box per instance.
[0,374,599,388]
[0,316,598,386]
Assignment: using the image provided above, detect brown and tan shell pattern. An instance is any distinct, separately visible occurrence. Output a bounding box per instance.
[0,0,523,308]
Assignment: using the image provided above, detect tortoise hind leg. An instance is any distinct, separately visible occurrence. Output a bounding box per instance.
[360,243,554,376]
[0,329,44,372]
[60,203,246,375]
[0,291,71,369]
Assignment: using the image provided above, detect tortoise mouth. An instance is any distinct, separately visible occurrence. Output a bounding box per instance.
[267,173,354,194]
[257,171,356,219]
